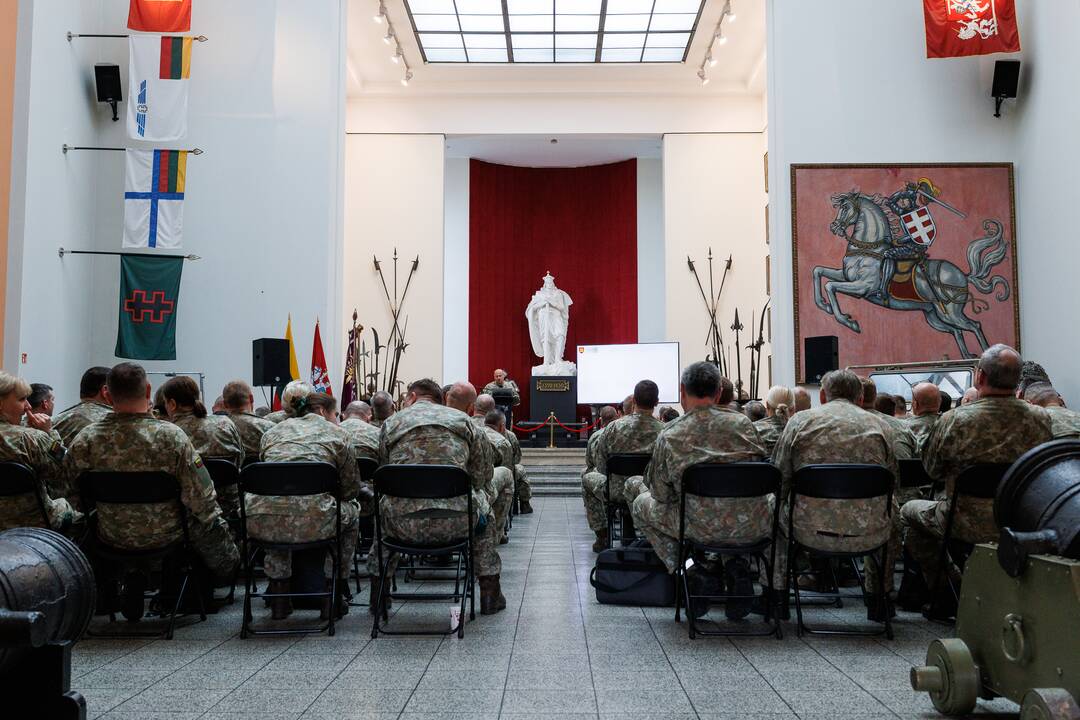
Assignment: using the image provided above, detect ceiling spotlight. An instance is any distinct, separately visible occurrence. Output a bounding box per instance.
[391,47,402,64]
[714,28,727,45]
[725,0,736,22]
[374,1,386,23]
[401,70,413,87]
[383,29,394,45]
[697,68,709,86]
[706,51,717,67]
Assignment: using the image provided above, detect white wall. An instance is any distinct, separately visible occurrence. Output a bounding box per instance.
[1012,2,1080,405]
[637,158,665,342]
[6,0,347,408]
[664,133,770,389]
[443,155,469,382]
[344,134,445,389]
[766,0,1022,388]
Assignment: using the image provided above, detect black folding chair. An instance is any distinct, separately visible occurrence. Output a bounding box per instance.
[370,464,475,639]
[605,453,651,547]
[201,459,241,603]
[353,456,380,594]
[899,458,934,498]
[79,471,206,640]
[930,463,1011,616]
[0,461,51,529]
[675,462,783,639]
[788,464,894,639]
[239,462,342,638]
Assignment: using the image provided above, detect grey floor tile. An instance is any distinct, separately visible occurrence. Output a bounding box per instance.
[594,687,695,714]
[404,688,504,713]
[114,685,233,713]
[685,686,792,715]
[213,686,326,714]
[81,688,141,720]
[100,713,204,720]
[305,688,413,715]
[501,689,599,714]
[74,667,173,689]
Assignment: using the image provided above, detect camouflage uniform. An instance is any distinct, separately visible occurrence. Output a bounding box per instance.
[900,397,1052,585]
[504,428,531,501]
[477,421,515,537]
[340,418,380,461]
[905,413,939,453]
[52,401,111,447]
[753,415,787,458]
[1044,405,1080,439]
[772,399,897,592]
[171,411,244,516]
[367,400,500,577]
[63,413,238,582]
[582,413,664,520]
[229,411,275,462]
[581,427,608,532]
[0,418,80,532]
[253,413,361,580]
[265,409,288,424]
[482,380,520,406]
[624,407,768,573]
[874,411,918,460]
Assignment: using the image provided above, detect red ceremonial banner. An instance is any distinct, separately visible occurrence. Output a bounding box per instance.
[128,0,192,33]
[924,0,1020,58]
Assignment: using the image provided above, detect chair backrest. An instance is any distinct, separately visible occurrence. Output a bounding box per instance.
[954,463,1011,499]
[356,457,379,483]
[0,462,38,497]
[240,462,340,497]
[374,464,470,500]
[682,462,781,498]
[202,458,239,491]
[792,464,893,500]
[606,453,651,478]
[80,471,182,505]
[899,458,933,489]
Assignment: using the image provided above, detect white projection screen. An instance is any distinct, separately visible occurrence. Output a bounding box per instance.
[576,343,681,405]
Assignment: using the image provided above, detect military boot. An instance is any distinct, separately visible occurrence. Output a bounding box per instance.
[368,577,392,616]
[592,530,610,553]
[268,579,292,620]
[724,557,754,621]
[320,579,350,621]
[519,500,533,514]
[619,509,637,546]
[120,571,146,622]
[479,575,507,615]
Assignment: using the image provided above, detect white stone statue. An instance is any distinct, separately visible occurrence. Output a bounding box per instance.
[526,272,576,377]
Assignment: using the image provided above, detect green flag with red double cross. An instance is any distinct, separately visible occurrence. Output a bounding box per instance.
[116,255,183,360]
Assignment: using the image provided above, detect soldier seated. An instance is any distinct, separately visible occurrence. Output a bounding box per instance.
[900,345,1053,617]
[367,379,506,615]
[625,362,769,620]
[754,385,794,458]
[659,406,680,423]
[27,383,55,418]
[369,390,396,428]
[581,405,619,551]
[1023,382,1080,439]
[161,376,245,516]
[52,366,112,447]
[906,382,941,453]
[222,380,275,464]
[340,400,380,462]
[64,362,239,615]
[582,380,664,549]
[476,392,532,512]
[449,384,514,545]
[743,400,767,423]
[772,369,898,621]
[0,372,81,534]
[250,385,361,620]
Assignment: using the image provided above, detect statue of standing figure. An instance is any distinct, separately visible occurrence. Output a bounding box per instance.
[526,272,576,376]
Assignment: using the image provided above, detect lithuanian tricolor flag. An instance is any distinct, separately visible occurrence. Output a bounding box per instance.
[158,36,193,80]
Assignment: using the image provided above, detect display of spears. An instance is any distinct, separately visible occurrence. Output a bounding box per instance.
[749,298,771,399]
[731,308,744,398]
[360,339,369,399]
[369,327,382,391]
[373,248,420,393]
[687,249,732,375]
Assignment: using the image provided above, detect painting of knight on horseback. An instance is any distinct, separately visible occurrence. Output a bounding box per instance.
[792,164,1019,377]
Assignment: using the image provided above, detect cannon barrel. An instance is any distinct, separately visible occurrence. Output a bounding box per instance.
[995,439,1080,576]
[0,528,96,672]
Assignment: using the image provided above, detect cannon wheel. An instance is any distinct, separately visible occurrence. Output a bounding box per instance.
[1020,689,1080,720]
[925,639,979,716]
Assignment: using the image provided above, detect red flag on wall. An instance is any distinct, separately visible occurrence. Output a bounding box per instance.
[310,320,333,396]
[924,0,1020,58]
[128,0,192,33]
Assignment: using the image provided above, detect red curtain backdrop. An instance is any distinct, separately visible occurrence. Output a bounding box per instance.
[469,159,638,423]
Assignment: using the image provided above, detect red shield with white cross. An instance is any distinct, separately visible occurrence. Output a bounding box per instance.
[901,207,937,247]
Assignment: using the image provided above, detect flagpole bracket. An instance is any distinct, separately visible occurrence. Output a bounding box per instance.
[58,247,66,258]
[62,144,69,154]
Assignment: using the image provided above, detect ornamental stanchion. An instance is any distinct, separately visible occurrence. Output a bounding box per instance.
[548,411,556,449]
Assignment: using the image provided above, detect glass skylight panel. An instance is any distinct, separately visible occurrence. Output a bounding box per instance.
[404,0,704,63]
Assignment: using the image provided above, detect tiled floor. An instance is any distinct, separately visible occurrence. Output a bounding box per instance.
[71,497,1020,719]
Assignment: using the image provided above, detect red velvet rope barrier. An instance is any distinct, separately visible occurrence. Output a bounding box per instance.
[511,421,548,433]
[511,416,599,434]
[554,418,599,434]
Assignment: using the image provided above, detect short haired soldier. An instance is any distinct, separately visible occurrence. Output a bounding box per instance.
[581,405,620,551]
[52,366,112,446]
[222,380,275,464]
[449,382,514,546]
[755,385,794,458]
[162,376,245,516]
[1024,382,1080,439]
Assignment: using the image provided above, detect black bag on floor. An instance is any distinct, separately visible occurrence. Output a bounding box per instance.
[590,547,676,607]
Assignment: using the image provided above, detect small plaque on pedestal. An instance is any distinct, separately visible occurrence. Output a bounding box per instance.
[529,375,577,425]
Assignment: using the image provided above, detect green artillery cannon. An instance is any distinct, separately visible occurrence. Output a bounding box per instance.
[910,440,1080,719]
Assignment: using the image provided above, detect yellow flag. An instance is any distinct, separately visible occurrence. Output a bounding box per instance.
[285,314,300,381]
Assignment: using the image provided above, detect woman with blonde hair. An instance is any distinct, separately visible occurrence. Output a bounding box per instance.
[250,382,361,620]
[754,385,795,457]
[0,371,81,533]
[161,376,245,515]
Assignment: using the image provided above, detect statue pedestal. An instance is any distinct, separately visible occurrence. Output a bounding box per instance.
[529,375,577,425]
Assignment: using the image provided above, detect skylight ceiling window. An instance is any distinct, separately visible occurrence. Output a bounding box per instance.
[403,0,706,64]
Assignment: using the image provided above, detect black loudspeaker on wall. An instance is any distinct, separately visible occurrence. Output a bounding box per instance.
[804,335,839,384]
[94,63,122,122]
[992,60,1020,118]
[252,338,291,387]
